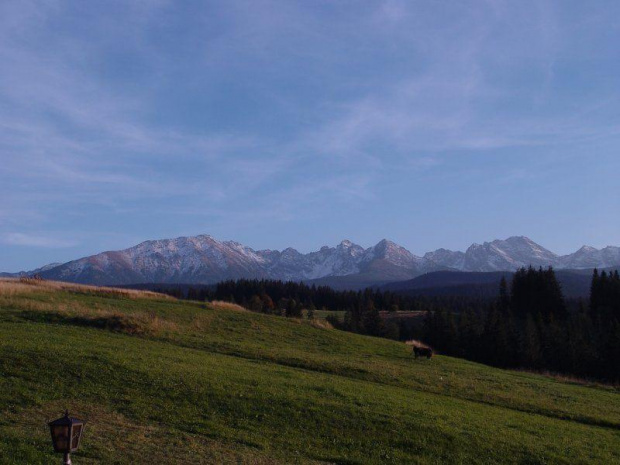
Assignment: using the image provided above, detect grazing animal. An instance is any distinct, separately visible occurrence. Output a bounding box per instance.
[413,346,433,359]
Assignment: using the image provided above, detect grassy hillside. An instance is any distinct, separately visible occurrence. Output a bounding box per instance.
[0,279,619,464]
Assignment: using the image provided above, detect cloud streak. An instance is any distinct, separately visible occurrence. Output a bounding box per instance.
[2,233,78,248]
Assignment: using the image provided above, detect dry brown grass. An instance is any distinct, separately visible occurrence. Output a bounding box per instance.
[0,278,172,300]
[210,300,248,312]
[404,339,432,349]
[15,305,179,336]
[0,280,178,337]
[31,307,179,336]
[309,318,334,330]
[190,313,215,331]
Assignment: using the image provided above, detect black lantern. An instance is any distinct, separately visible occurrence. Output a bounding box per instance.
[48,411,86,465]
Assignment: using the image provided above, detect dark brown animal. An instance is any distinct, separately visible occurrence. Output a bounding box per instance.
[413,346,433,359]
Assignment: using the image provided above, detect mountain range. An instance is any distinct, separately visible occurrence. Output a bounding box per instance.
[3,234,619,289]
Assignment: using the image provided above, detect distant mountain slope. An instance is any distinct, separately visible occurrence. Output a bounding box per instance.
[5,234,619,287]
[0,262,62,278]
[382,271,513,298]
[383,271,513,291]
[382,270,594,298]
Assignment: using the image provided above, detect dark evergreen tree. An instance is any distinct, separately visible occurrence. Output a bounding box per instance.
[249,295,263,313]
[498,276,510,313]
[307,302,316,320]
[482,305,511,366]
[286,298,302,318]
[511,266,566,321]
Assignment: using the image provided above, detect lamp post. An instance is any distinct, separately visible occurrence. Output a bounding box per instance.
[48,411,86,465]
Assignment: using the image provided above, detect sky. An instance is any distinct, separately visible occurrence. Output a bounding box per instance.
[2,0,620,271]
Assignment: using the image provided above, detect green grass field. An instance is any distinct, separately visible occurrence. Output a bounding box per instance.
[0,279,619,464]
[309,309,344,321]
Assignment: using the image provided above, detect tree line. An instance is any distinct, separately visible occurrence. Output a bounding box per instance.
[154,278,485,320]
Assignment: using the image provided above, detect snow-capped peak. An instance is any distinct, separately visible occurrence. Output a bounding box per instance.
[17,234,620,286]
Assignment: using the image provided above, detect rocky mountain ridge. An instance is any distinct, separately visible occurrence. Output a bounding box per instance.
[5,235,619,286]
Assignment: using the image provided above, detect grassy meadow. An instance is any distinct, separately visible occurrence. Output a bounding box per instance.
[0,278,618,464]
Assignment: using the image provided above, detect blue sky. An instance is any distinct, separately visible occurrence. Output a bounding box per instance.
[2,0,620,271]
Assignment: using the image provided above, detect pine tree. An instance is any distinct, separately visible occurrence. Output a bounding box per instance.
[362,299,384,336]
[249,295,263,313]
[307,302,316,320]
[511,266,566,321]
[286,298,302,318]
[457,309,481,358]
[519,314,541,367]
[483,305,510,367]
[498,276,510,313]
[261,293,275,313]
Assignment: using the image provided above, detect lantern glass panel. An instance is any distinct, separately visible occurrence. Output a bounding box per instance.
[71,423,83,451]
[51,425,71,452]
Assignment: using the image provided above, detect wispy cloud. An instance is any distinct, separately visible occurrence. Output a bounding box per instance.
[2,233,78,248]
[1,0,620,269]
